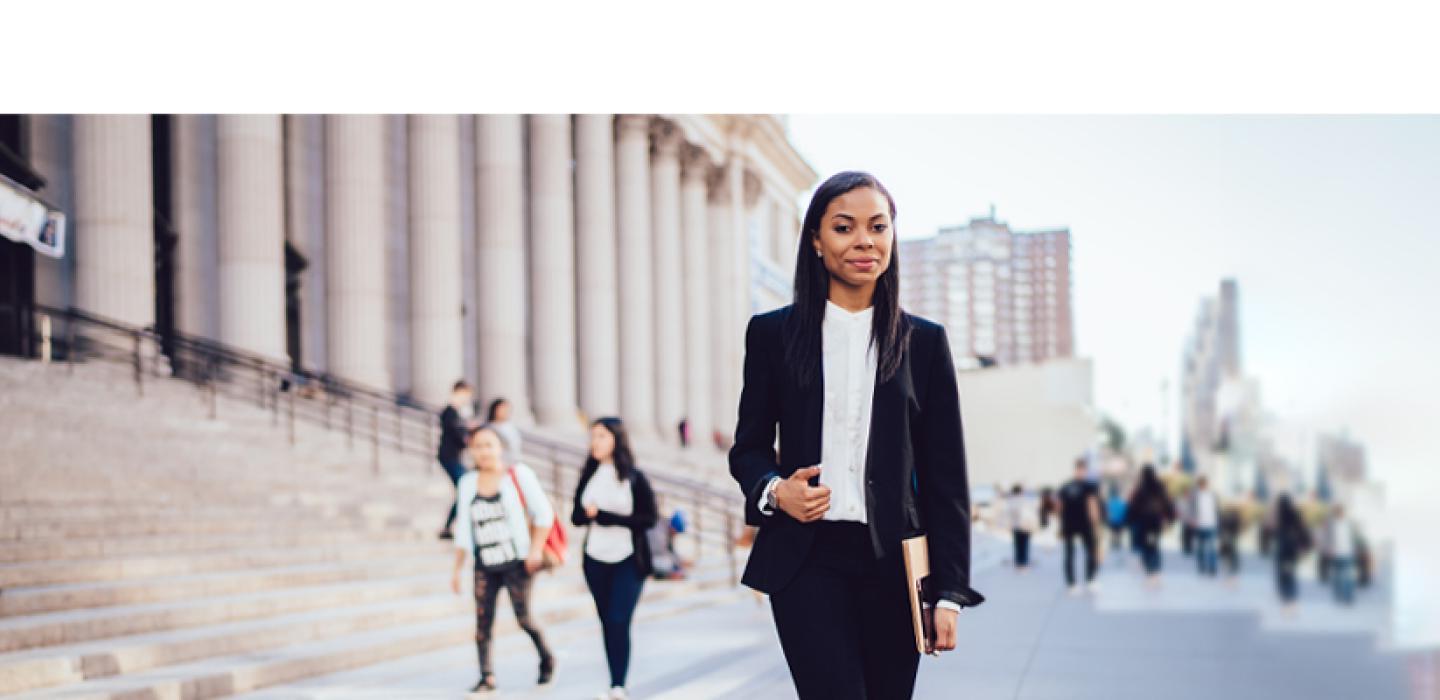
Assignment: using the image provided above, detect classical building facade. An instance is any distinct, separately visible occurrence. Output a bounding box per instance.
[0,114,815,448]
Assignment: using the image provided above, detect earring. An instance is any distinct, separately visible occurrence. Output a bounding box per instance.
[815,250,823,258]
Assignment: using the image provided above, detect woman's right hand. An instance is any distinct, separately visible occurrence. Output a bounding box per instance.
[450,569,462,595]
[774,466,831,522]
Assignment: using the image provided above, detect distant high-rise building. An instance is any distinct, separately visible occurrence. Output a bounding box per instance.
[899,214,1073,367]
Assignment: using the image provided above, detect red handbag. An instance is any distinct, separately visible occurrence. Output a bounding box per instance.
[509,468,569,569]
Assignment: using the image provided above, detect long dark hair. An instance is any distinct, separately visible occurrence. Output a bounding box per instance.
[786,171,911,387]
[587,416,637,482]
[1276,493,1303,531]
[486,397,508,422]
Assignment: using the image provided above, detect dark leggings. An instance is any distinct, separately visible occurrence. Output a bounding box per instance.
[441,459,465,531]
[584,554,645,688]
[474,565,552,676]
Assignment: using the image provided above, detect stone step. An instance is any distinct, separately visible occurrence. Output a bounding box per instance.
[0,512,429,543]
[4,566,740,699]
[0,574,448,654]
[0,595,465,695]
[0,555,448,618]
[0,540,447,588]
[0,529,430,564]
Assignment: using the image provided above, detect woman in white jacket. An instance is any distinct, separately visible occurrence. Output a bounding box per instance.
[449,424,556,695]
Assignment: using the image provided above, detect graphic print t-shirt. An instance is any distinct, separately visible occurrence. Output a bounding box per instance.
[469,492,521,572]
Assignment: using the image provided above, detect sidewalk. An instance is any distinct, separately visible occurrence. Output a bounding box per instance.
[244,535,1419,699]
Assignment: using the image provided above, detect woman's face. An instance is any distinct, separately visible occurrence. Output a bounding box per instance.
[590,424,616,462]
[811,187,893,290]
[467,429,503,472]
[493,401,511,422]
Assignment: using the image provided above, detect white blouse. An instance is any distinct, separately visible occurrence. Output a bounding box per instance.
[818,300,878,524]
[580,462,635,563]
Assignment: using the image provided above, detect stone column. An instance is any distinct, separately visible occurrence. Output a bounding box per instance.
[474,115,532,423]
[25,115,76,316]
[706,169,733,445]
[324,115,389,390]
[72,115,154,331]
[528,114,579,428]
[407,115,464,406]
[573,114,620,421]
[650,121,685,444]
[283,115,327,372]
[614,115,657,440]
[171,115,220,344]
[680,146,713,452]
[216,115,287,360]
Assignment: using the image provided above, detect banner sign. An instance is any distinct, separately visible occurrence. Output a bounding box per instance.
[0,175,66,259]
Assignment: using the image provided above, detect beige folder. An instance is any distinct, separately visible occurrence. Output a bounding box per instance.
[901,534,934,654]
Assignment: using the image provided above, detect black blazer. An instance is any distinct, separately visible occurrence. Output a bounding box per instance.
[729,305,984,609]
[571,463,659,577]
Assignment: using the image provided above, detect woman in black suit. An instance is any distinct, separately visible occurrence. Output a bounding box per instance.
[729,171,984,700]
[571,417,658,700]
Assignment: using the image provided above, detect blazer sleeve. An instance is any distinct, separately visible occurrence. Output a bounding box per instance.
[917,326,985,609]
[728,314,782,526]
[594,471,660,531]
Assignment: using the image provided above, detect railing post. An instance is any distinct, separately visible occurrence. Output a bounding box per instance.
[693,490,704,565]
[288,387,296,446]
[66,315,76,376]
[371,404,380,473]
[132,331,143,397]
[270,371,280,428]
[394,404,403,453]
[346,396,354,449]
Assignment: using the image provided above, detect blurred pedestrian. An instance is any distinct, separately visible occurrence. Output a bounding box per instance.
[1219,503,1243,580]
[1324,504,1360,605]
[1005,484,1036,570]
[1178,483,1197,557]
[1058,459,1102,594]
[448,425,557,694]
[1274,494,1313,614]
[1193,476,1220,577]
[485,397,523,466]
[573,417,659,700]
[437,380,476,541]
[1039,486,1056,532]
[1126,464,1175,588]
[1106,484,1128,553]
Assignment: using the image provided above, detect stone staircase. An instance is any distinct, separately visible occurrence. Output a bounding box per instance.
[0,357,741,698]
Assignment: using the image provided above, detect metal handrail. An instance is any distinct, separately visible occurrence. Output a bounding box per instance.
[15,301,745,581]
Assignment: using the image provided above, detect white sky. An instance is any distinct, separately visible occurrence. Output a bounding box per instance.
[786,115,1440,504]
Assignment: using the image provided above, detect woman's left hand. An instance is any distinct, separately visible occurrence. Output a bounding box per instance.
[584,505,599,519]
[525,554,544,574]
[930,607,959,653]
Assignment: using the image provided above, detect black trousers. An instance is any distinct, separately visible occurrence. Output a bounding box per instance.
[769,521,920,700]
[583,554,646,688]
[1063,528,1097,585]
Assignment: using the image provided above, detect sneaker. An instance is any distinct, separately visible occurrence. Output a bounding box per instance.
[468,674,496,696]
[438,530,454,541]
[538,657,556,685]
[609,688,630,700]
[1086,581,1101,594]
[1067,585,1082,597]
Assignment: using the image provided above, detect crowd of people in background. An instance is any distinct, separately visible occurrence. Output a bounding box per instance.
[433,382,693,699]
[995,459,1372,613]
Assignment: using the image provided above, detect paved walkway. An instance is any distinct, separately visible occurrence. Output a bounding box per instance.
[243,535,1422,699]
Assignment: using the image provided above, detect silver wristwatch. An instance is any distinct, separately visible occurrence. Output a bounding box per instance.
[763,476,781,514]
